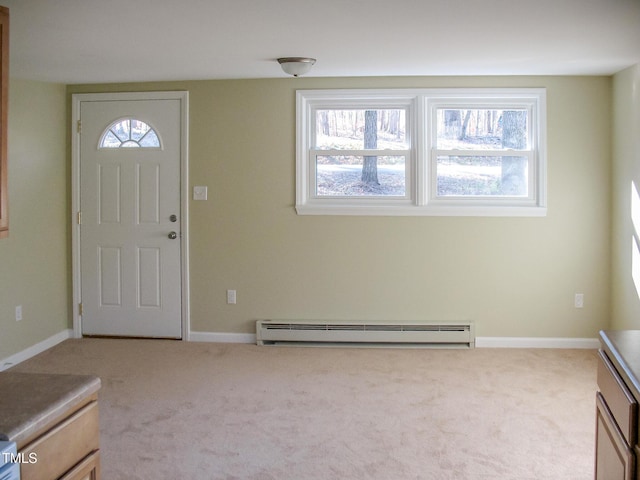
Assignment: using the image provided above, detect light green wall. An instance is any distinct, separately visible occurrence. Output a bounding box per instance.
[0,74,618,359]
[0,79,68,359]
[69,75,612,338]
[611,64,640,329]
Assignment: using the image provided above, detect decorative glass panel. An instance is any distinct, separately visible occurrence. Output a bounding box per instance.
[99,119,161,149]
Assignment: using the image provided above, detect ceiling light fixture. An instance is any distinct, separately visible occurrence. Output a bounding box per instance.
[277,57,316,77]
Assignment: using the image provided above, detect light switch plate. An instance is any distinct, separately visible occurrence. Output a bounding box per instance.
[193,186,208,201]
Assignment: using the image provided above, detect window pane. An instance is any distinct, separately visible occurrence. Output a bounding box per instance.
[315,109,407,150]
[316,155,405,197]
[436,155,528,197]
[130,120,151,141]
[112,119,131,142]
[139,129,160,147]
[102,131,121,148]
[436,109,528,150]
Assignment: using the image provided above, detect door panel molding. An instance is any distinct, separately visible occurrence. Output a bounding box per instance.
[71,91,190,340]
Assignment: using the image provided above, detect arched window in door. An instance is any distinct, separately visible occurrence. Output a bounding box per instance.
[99,118,161,148]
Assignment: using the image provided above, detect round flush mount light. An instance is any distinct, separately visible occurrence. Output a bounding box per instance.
[277,57,316,77]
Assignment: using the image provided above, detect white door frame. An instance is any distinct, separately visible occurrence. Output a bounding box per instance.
[71,91,191,340]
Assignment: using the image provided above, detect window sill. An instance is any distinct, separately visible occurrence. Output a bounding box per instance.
[295,204,547,217]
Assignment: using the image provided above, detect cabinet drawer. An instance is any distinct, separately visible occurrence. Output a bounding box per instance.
[598,350,638,445]
[596,393,636,480]
[19,401,100,480]
[59,450,100,480]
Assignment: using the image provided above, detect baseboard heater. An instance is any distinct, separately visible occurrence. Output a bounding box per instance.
[256,320,475,348]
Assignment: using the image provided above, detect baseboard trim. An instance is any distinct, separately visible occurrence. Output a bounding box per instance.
[0,331,597,371]
[0,329,73,371]
[189,331,257,344]
[476,336,599,349]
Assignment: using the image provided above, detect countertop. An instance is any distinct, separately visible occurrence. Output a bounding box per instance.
[0,372,101,448]
[600,330,640,402]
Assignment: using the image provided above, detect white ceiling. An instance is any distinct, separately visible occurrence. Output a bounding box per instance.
[2,0,639,84]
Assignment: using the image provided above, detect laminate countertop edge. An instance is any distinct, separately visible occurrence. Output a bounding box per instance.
[0,372,101,448]
[599,329,640,402]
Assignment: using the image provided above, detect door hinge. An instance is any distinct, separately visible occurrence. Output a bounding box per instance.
[78,303,83,316]
[77,120,82,134]
[77,211,82,225]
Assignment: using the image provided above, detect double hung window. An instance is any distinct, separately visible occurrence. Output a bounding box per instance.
[296,88,546,216]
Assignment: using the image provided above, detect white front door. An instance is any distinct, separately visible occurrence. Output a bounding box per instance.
[77,93,187,338]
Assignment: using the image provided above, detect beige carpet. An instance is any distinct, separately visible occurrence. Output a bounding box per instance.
[11,339,597,480]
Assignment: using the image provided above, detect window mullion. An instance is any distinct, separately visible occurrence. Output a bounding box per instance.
[433,149,532,157]
[310,149,410,156]
[413,95,426,206]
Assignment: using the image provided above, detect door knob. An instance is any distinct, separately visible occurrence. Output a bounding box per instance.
[168,231,178,240]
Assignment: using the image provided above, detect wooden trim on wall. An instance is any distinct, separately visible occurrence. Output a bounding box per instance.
[0,6,9,239]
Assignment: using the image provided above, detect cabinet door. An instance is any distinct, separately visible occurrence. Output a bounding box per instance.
[596,393,636,480]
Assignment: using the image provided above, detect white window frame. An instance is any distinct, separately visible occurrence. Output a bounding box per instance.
[296,88,547,217]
